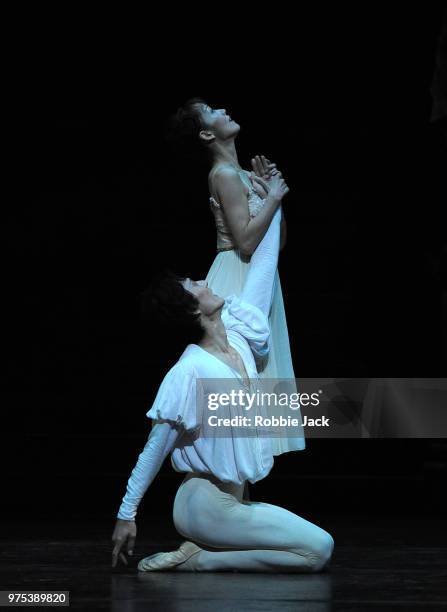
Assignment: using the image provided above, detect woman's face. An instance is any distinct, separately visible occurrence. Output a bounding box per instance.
[196,102,240,142]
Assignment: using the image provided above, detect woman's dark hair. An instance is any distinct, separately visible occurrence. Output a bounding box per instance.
[164,97,212,167]
[140,269,205,345]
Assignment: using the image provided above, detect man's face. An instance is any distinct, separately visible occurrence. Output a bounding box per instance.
[182,278,225,316]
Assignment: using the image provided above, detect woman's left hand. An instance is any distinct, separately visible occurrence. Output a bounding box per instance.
[250,155,282,198]
[251,155,281,181]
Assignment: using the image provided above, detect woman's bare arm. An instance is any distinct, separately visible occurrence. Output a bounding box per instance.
[250,155,287,251]
[213,167,282,256]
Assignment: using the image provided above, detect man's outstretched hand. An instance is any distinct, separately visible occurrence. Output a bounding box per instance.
[112,518,137,568]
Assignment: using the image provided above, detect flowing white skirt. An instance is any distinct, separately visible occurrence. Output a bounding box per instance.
[206,249,306,456]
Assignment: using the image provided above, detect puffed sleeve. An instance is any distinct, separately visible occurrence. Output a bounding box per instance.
[221,294,270,359]
[146,361,200,433]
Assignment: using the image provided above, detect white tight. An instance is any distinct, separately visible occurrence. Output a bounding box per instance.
[172,472,334,573]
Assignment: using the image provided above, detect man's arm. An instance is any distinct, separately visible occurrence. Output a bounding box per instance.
[239,206,282,318]
[280,205,287,250]
[117,422,179,521]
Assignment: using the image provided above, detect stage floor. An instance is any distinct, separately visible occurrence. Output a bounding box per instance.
[1,514,446,610]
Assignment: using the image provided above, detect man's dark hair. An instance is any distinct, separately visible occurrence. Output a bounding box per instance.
[140,269,205,345]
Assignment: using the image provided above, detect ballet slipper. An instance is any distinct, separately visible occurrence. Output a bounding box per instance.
[137,541,202,572]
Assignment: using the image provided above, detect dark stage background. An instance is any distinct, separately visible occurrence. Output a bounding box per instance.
[3,7,446,532]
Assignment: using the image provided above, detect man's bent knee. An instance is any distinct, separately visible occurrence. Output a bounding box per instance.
[289,531,334,572]
[307,532,334,572]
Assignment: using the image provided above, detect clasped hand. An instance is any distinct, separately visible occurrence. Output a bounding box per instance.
[250,154,289,201]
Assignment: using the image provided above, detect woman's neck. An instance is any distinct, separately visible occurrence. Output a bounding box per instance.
[212,141,242,172]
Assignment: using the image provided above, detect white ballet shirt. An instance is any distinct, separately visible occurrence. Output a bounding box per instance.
[117,208,305,521]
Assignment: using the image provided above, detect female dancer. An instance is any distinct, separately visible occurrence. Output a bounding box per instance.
[166,98,304,457]
[112,198,334,572]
